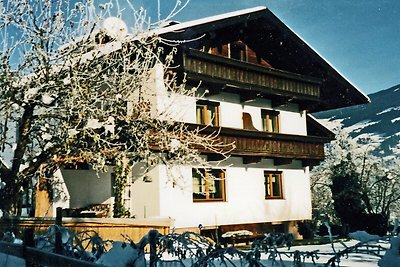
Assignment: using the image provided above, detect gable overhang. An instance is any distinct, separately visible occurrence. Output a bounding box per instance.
[155,6,370,113]
[306,114,335,140]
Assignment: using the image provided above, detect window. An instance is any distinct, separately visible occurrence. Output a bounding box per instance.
[196,100,220,126]
[264,171,283,199]
[261,110,279,133]
[230,41,247,61]
[205,41,272,67]
[193,169,226,201]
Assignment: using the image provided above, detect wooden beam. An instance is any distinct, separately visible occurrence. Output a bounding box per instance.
[274,158,292,166]
[302,159,321,168]
[271,97,289,108]
[240,92,258,103]
[207,154,226,162]
[205,84,223,96]
[243,156,262,164]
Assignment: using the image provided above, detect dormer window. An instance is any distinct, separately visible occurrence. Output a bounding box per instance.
[261,110,279,133]
[196,100,220,126]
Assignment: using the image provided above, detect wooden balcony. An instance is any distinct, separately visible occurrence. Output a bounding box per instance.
[183,49,322,103]
[187,124,330,162]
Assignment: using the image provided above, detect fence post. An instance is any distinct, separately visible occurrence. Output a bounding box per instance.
[55,207,63,254]
[148,229,158,267]
[23,228,35,267]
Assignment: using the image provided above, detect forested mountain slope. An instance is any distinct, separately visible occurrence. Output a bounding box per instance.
[314,84,400,157]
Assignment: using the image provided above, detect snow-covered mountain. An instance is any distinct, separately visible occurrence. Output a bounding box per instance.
[313,84,400,157]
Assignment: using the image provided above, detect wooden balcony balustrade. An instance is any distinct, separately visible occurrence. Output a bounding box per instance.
[186,124,330,161]
[182,49,322,102]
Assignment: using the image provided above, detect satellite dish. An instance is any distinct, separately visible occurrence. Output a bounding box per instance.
[102,17,128,40]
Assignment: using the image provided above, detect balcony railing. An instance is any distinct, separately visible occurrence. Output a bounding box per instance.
[187,124,329,161]
[183,49,322,101]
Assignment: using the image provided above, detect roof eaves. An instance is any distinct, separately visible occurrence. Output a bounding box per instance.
[260,9,370,105]
[147,6,267,37]
[126,6,370,109]
[295,33,370,104]
[307,114,335,140]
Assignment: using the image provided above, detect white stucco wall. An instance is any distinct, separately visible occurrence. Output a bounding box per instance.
[131,159,312,229]
[130,63,195,123]
[61,168,114,208]
[163,89,307,136]
[280,109,307,135]
[142,68,308,136]
[120,63,311,227]
[130,166,161,219]
[51,169,71,214]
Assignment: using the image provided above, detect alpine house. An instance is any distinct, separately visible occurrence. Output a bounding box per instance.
[46,6,369,239]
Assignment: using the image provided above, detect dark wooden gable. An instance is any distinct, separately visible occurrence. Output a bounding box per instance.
[160,7,369,113]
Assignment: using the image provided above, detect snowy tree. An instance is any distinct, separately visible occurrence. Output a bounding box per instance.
[310,125,359,224]
[357,149,400,223]
[311,123,400,233]
[0,0,232,216]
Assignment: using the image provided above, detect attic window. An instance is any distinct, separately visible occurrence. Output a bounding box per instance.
[230,42,246,61]
[205,41,272,67]
[207,45,229,57]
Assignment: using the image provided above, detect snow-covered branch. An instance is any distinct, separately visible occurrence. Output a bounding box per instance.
[0,0,227,216]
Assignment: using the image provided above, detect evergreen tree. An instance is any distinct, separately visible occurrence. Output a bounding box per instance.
[330,155,364,230]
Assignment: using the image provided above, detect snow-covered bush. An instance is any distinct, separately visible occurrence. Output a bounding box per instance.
[311,124,400,234]
[379,236,400,267]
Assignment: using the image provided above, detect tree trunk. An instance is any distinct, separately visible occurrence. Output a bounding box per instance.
[0,175,23,216]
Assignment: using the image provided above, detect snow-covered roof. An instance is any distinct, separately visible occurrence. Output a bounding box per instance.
[147,6,267,36]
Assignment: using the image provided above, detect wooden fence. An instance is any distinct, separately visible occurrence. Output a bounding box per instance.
[0,211,172,243]
[0,239,107,267]
[0,228,161,267]
[0,208,169,266]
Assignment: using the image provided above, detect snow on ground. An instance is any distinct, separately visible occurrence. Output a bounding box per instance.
[379,236,400,267]
[272,239,385,267]
[391,117,400,123]
[376,106,400,115]
[151,239,390,267]
[0,254,25,267]
[349,231,381,242]
[96,241,145,266]
[0,237,395,266]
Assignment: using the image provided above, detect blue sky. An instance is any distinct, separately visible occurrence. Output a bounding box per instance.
[134,0,400,95]
[7,0,399,95]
